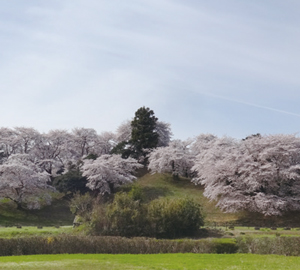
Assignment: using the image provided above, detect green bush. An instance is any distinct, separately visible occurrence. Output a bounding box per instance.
[69,192,94,221]
[211,239,238,254]
[105,192,148,237]
[88,203,110,235]
[147,197,204,238]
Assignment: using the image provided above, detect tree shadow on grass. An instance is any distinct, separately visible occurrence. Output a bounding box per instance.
[0,198,74,226]
[142,186,173,201]
[186,228,225,239]
[236,210,300,228]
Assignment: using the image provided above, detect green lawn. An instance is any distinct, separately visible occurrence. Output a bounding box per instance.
[0,254,299,270]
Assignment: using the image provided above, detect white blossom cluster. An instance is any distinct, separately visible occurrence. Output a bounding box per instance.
[147,133,300,216]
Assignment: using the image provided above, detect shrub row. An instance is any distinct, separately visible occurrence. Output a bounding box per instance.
[2,235,300,256]
[236,236,300,256]
[0,235,237,256]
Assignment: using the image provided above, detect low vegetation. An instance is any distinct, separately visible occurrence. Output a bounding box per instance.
[1,233,300,256]
[0,235,237,256]
[84,190,204,238]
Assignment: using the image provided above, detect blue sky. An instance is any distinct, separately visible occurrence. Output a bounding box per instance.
[1,0,300,140]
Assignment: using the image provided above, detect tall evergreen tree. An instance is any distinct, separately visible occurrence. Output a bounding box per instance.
[131,107,159,159]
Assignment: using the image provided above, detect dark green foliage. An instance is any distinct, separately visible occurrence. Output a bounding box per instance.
[84,153,98,160]
[148,197,204,238]
[0,151,6,165]
[52,164,88,195]
[111,107,159,161]
[110,141,133,159]
[130,107,159,159]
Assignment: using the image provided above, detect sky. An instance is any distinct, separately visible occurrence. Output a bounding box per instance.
[1,0,300,140]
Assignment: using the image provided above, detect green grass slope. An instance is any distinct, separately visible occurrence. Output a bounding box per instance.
[135,173,240,224]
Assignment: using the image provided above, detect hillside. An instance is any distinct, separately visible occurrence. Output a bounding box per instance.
[134,173,240,224]
[1,172,300,227]
[0,173,235,227]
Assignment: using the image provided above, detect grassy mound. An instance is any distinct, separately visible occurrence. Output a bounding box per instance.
[134,173,240,224]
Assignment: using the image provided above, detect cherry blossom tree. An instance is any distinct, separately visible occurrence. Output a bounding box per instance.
[82,154,143,195]
[0,127,42,163]
[71,128,98,158]
[192,134,300,216]
[0,127,18,159]
[156,121,173,147]
[190,133,217,156]
[94,131,116,156]
[0,127,41,158]
[33,129,73,177]
[148,140,194,178]
[115,120,132,143]
[0,154,54,209]
[14,127,40,154]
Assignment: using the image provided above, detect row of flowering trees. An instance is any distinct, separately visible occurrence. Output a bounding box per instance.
[148,133,300,216]
[1,108,300,216]
[0,127,116,209]
[0,107,172,209]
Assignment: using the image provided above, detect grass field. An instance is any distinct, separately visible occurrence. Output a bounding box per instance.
[0,253,299,269]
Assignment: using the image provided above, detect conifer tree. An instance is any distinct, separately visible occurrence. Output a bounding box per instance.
[130,107,159,160]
